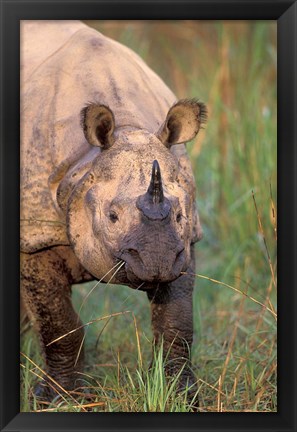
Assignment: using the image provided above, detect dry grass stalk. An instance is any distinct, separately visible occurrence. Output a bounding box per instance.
[78,260,125,319]
[20,363,69,406]
[217,375,222,412]
[270,182,277,240]
[252,190,277,289]
[34,401,106,412]
[198,378,226,397]
[46,311,131,347]
[132,313,143,370]
[253,362,276,410]
[220,290,246,391]
[181,272,277,319]
[74,329,87,368]
[95,317,112,350]
[117,350,121,386]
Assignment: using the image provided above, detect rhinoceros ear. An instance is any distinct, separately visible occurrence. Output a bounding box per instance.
[81,104,115,149]
[157,99,207,148]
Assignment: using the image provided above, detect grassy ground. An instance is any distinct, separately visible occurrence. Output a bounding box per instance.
[20,21,277,412]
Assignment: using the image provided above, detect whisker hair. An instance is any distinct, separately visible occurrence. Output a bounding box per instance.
[77,260,124,320]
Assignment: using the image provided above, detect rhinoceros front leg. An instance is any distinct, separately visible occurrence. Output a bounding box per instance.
[21,249,84,401]
[147,245,197,401]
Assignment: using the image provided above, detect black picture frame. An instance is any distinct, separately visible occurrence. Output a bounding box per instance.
[0,1,296,431]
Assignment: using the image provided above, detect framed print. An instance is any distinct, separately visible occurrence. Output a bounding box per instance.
[1,1,296,431]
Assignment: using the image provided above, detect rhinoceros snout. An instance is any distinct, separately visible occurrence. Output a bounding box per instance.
[121,245,186,284]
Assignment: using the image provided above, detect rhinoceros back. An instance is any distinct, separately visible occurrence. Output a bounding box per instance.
[20,21,184,252]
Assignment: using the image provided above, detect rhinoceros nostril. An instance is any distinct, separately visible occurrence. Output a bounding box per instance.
[177,247,185,257]
[174,247,185,266]
[122,248,144,266]
[127,248,138,256]
[126,248,140,260]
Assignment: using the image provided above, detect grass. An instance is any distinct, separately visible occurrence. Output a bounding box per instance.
[20,21,277,412]
[21,337,200,412]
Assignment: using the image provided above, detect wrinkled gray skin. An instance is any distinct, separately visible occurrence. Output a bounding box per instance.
[20,21,207,403]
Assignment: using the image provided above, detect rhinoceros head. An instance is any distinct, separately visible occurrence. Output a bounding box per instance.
[67,99,207,288]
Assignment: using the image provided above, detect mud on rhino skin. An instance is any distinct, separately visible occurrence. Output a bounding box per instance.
[20,20,207,404]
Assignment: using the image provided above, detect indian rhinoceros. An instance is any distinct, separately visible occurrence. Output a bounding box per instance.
[20,20,207,403]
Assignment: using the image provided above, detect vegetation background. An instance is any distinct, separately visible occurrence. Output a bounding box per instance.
[21,20,277,412]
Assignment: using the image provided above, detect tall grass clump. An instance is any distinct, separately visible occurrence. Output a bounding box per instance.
[21,21,277,412]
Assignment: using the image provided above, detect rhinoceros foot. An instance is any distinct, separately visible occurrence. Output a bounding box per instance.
[33,380,60,402]
[178,375,200,411]
[33,375,84,403]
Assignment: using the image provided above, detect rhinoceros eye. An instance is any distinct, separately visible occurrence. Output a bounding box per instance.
[109,210,119,223]
[176,211,182,223]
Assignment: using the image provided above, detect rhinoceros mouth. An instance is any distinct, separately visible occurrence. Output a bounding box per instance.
[114,250,146,286]
[115,246,186,287]
[123,262,164,290]
[111,255,147,289]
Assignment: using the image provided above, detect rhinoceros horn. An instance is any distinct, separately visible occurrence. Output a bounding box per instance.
[136,160,171,221]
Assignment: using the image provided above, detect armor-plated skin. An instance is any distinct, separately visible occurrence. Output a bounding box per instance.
[20,21,207,402]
